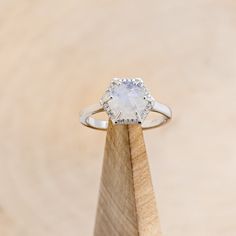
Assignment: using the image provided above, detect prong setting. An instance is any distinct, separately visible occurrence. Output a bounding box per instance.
[100,78,155,125]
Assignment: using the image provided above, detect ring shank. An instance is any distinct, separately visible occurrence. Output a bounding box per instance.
[80,102,172,130]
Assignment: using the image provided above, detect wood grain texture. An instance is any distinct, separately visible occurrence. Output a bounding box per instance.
[94,121,161,236]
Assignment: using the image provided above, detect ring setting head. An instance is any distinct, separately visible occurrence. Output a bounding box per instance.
[100,78,155,125]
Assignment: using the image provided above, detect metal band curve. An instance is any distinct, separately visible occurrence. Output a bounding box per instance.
[80,102,172,131]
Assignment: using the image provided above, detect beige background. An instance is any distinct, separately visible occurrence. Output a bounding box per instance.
[0,0,236,236]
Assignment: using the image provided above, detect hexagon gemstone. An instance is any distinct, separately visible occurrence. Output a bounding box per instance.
[101,79,154,124]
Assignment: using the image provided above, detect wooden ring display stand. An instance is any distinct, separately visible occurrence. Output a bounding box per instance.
[94,120,162,236]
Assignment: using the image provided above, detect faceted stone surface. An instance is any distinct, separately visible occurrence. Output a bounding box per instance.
[101,79,153,124]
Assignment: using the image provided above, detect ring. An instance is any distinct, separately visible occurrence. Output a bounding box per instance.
[80,78,172,130]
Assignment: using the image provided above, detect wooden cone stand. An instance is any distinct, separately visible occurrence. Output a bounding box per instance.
[94,120,162,236]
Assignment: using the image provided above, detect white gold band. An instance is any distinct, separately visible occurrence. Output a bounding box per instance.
[80,101,172,131]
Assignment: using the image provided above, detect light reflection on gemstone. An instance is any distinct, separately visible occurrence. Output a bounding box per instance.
[101,78,154,124]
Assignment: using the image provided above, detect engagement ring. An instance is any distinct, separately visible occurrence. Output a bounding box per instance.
[80,78,172,130]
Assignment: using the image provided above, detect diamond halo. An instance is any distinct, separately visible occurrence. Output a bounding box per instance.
[100,78,155,125]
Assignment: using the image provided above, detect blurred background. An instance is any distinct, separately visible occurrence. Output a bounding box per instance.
[0,0,235,235]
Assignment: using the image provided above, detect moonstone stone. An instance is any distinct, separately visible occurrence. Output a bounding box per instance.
[107,81,149,121]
